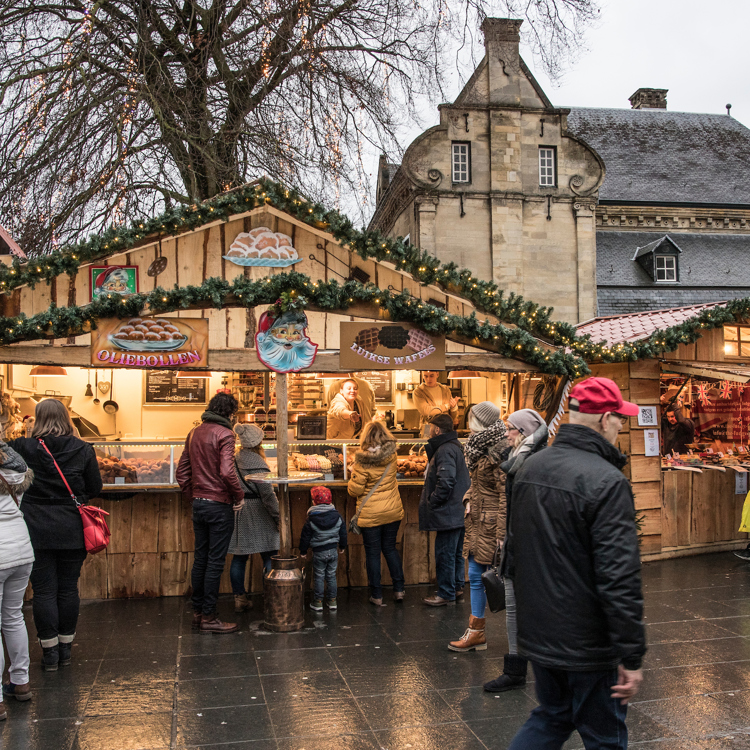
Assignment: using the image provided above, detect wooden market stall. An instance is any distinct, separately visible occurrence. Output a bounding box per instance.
[577,304,750,561]
[0,180,569,599]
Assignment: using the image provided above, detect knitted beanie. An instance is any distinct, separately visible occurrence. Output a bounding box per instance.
[234,422,264,448]
[508,409,545,437]
[469,401,501,430]
[311,486,332,505]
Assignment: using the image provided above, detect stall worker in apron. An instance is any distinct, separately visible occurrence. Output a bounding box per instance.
[413,371,459,433]
[327,379,375,439]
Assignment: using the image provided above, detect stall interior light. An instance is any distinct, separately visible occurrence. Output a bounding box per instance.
[30,366,68,377]
[176,371,213,379]
[448,370,486,379]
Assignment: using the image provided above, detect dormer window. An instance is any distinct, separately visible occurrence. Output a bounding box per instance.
[655,255,677,282]
[632,235,682,284]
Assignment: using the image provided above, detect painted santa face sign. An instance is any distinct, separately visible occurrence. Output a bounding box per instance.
[255,310,318,374]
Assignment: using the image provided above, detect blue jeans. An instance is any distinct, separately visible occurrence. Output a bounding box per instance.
[508,663,628,750]
[229,551,275,595]
[434,527,465,600]
[312,548,338,601]
[468,555,489,618]
[191,499,235,615]
[361,520,405,599]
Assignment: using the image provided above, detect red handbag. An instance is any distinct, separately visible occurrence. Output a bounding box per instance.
[38,439,110,554]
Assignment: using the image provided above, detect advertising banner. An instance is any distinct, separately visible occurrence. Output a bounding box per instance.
[91,317,208,369]
[339,322,445,370]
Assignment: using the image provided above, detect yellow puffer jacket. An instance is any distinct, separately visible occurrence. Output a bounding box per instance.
[347,442,403,528]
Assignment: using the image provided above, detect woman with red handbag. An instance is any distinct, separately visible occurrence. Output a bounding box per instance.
[9,399,102,671]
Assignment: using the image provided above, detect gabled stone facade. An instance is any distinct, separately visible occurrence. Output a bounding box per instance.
[369,18,604,325]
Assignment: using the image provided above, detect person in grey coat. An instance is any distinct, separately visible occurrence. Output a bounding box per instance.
[228,424,279,613]
[419,413,471,606]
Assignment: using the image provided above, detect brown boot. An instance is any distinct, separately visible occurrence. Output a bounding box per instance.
[191,611,202,629]
[448,616,487,652]
[234,594,252,613]
[200,613,238,634]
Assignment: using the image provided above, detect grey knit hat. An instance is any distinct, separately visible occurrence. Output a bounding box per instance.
[234,422,264,448]
[469,401,501,430]
[507,409,545,436]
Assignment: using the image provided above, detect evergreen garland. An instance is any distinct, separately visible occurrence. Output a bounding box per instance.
[0,177,746,372]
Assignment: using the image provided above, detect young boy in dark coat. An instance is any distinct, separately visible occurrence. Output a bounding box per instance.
[299,486,347,611]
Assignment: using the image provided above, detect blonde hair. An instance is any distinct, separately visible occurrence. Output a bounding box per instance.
[359,420,395,451]
[237,444,266,460]
[31,399,75,438]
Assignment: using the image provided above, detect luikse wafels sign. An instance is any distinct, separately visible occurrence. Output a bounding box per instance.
[91,317,209,369]
[339,323,445,370]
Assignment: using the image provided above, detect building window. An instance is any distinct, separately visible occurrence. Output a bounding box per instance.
[452,142,471,183]
[724,326,750,358]
[655,255,677,282]
[538,147,556,187]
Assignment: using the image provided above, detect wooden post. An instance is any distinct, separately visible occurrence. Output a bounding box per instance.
[276,373,290,555]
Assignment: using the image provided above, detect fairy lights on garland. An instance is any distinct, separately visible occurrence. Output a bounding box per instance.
[1,177,749,369]
[0,273,588,379]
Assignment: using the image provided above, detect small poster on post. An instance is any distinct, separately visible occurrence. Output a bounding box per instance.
[736,472,748,495]
[637,406,658,427]
[644,429,660,457]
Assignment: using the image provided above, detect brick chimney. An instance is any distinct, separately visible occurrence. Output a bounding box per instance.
[629,88,668,110]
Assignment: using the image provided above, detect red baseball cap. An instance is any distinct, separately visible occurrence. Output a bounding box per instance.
[569,377,639,416]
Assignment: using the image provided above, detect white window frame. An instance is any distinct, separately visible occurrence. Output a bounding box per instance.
[655,255,677,282]
[452,142,471,184]
[538,147,556,187]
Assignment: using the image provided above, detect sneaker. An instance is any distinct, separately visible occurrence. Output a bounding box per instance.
[327,599,337,610]
[734,548,750,561]
[310,599,324,612]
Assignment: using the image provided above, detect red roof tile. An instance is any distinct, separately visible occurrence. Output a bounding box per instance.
[577,302,725,345]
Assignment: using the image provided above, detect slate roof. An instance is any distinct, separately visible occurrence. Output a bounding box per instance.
[578,302,724,344]
[597,231,750,287]
[567,108,750,205]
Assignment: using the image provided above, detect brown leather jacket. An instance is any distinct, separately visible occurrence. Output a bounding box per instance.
[176,421,243,506]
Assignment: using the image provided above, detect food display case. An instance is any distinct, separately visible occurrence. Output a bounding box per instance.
[92,440,184,488]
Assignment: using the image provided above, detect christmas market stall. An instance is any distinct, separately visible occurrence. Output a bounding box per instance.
[0,179,584,604]
[577,302,750,561]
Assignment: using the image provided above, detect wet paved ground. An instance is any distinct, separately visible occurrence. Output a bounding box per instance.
[3,552,750,749]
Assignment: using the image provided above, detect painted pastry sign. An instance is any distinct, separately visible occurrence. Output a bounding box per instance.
[255,309,318,374]
[339,323,445,370]
[91,317,208,369]
[224,226,300,267]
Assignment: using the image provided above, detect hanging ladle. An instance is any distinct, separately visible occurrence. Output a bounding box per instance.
[93,371,100,405]
[103,370,119,414]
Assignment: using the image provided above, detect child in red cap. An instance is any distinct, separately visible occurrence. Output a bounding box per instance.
[299,486,347,611]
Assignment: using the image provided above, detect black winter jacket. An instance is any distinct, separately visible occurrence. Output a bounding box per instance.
[418,431,470,532]
[507,423,646,671]
[9,435,103,550]
[299,504,347,554]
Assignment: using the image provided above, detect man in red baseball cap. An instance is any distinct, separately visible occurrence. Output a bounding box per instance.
[505,376,646,750]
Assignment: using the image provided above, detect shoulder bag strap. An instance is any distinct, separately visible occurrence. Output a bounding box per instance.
[0,472,19,507]
[352,461,396,524]
[38,439,80,506]
[235,459,261,497]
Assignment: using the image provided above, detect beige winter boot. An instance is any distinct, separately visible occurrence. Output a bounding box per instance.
[448,616,487,652]
[234,594,252,613]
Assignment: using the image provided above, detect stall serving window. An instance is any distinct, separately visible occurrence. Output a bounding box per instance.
[724,326,750,359]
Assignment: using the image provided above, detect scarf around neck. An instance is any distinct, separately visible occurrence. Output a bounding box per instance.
[201,410,233,430]
[464,420,507,472]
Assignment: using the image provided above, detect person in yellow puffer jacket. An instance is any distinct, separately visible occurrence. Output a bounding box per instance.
[347,421,405,606]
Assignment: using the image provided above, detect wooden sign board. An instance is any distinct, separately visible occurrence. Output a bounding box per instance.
[144,370,207,405]
[91,317,208,369]
[339,323,445,371]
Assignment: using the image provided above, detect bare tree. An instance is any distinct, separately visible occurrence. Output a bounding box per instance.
[0,0,598,255]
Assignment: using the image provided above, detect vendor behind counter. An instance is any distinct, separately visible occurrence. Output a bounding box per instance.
[661,397,696,455]
[412,371,458,428]
[326,378,376,439]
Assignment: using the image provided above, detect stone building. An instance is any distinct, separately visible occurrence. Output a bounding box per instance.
[369,18,604,324]
[371,18,750,321]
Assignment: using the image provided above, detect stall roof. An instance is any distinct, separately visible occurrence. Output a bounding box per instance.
[661,362,750,384]
[577,302,726,345]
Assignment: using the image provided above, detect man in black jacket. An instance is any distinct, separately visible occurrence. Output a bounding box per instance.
[507,377,646,750]
[419,414,471,606]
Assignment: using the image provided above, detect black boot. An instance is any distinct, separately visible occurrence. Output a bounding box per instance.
[58,642,72,666]
[483,654,527,692]
[41,646,59,672]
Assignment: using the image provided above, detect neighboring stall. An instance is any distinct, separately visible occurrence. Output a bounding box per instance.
[0,180,577,598]
[577,303,750,561]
